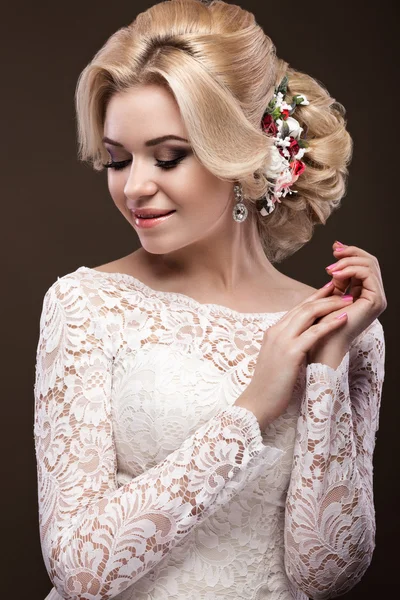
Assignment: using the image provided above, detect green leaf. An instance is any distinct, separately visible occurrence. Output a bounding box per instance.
[270,107,280,120]
[276,75,288,96]
[281,121,290,138]
[297,138,309,148]
[293,94,306,105]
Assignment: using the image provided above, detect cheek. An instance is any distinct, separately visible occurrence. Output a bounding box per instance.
[107,174,127,207]
[105,162,231,219]
[169,165,231,213]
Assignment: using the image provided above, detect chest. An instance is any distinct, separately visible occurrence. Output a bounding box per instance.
[108,306,306,483]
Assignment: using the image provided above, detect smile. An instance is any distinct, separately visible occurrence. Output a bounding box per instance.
[132,210,176,229]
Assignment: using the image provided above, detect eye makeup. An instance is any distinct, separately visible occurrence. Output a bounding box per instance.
[102,147,189,171]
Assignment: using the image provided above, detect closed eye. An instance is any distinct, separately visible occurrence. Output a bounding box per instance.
[103,155,186,171]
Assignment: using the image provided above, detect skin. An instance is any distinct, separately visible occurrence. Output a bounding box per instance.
[97,83,387,367]
[99,83,316,312]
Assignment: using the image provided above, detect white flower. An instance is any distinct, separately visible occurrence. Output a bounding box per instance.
[265,145,289,180]
[274,91,284,107]
[296,93,309,105]
[276,137,291,149]
[281,101,292,112]
[294,147,306,160]
[279,116,304,139]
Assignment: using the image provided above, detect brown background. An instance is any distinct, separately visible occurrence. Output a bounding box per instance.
[1,0,398,598]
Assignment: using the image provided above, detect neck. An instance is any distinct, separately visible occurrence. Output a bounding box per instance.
[139,212,279,295]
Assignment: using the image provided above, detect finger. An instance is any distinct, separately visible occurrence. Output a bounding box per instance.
[284,293,354,335]
[325,265,379,298]
[277,279,337,328]
[284,279,335,314]
[345,281,363,301]
[331,266,386,306]
[330,275,350,296]
[327,257,370,296]
[326,256,372,275]
[327,257,373,295]
[332,243,377,262]
[297,310,349,356]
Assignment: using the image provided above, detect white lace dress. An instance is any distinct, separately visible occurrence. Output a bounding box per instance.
[33,266,385,600]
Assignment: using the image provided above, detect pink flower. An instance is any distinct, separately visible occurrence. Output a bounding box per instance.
[290,160,306,177]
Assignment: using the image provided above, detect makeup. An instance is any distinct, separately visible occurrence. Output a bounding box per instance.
[133,211,176,229]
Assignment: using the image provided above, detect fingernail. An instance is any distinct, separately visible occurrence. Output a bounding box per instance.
[335,240,345,246]
[342,295,353,301]
[326,262,338,270]
[323,280,333,288]
[335,246,344,251]
[335,312,347,320]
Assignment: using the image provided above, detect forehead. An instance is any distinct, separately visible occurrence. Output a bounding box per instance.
[103,84,186,142]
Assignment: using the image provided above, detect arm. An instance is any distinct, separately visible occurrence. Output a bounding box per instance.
[284,318,385,600]
[34,277,283,600]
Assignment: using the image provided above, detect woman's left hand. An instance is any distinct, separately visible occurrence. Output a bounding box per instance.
[319,241,387,347]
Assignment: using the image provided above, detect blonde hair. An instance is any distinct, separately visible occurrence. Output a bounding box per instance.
[75,0,353,264]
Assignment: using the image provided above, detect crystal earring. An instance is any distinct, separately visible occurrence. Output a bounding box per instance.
[232,183,248,223]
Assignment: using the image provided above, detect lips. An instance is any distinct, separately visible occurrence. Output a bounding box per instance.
[131,208,176,218]
[133,210,176,229]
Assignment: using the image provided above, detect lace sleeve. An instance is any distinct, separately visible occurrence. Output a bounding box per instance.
[284,318,385,599]
[34,278,283,600]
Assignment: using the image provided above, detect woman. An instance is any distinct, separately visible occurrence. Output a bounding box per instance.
[34,1,387,598]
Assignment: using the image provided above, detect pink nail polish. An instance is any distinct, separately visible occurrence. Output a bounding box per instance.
[326,262,337,269]
[335,312,347,320]
[323,280,333,288]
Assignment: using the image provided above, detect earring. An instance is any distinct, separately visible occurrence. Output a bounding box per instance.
[232,183,248,223]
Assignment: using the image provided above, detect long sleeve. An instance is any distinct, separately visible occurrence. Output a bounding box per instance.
[284,318,385,599]
[33,278,284,600]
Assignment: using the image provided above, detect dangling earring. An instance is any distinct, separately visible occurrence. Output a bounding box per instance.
[232,183,248,223]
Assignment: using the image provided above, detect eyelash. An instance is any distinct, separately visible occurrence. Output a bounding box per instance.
[102,156,186,171]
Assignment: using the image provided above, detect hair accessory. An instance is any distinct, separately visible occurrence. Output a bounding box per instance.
[232,76,310,223]
[256,75,310,217]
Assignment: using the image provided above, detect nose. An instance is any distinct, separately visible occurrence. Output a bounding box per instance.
[123,157,158,203]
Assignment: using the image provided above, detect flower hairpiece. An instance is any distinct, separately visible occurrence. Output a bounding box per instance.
[256,75,310,216]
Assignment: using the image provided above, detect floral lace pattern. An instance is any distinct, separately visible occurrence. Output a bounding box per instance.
[34,267,385,600]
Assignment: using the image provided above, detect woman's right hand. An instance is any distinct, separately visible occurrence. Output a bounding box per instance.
[234,282,353,430]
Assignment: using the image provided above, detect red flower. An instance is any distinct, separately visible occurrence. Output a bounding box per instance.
[281,109,290,120]
[290,160,306,177]
[288,137,300,158]
[261,114,278,136]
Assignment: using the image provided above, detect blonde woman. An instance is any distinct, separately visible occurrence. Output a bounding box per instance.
[34,1,387,599]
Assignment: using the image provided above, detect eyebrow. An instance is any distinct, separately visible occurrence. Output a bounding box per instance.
[102,134,189,147]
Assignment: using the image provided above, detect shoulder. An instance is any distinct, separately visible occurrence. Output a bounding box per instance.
[292,280,318,303]
[91,250,143,277]
[278,275,318,310]
[40,267,103,327]
[43,268,89,304]
[38,269,114,352]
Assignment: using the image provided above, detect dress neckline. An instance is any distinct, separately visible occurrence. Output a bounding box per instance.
[77,266,289,321]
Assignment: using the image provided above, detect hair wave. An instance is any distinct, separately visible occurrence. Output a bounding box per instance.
[75,0,353,263]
